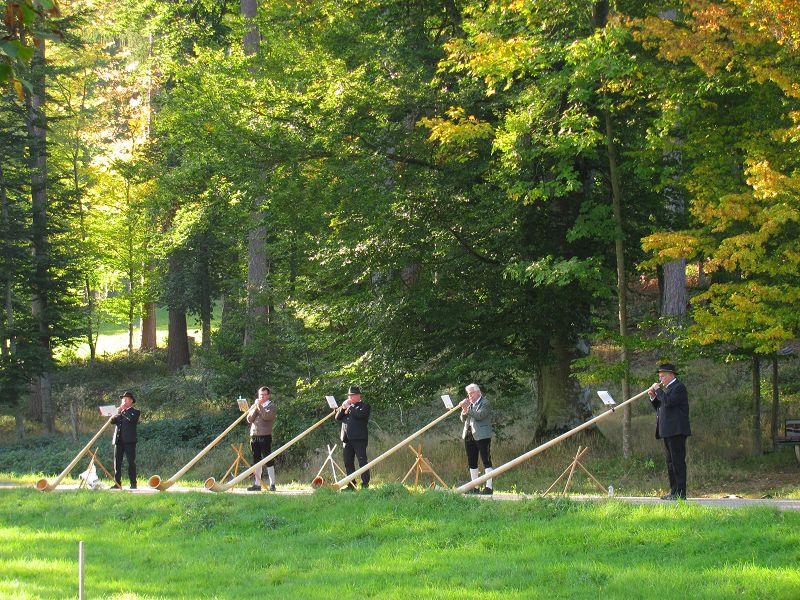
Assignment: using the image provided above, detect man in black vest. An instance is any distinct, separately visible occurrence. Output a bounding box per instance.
[111,391,140,490]
[648,364,691,500]
[336,385,371,489]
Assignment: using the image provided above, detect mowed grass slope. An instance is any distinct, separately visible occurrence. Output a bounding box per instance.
[2,487,799,599]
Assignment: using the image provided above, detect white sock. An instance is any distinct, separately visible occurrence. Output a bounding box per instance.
[267,466,276,486]
[469,468,480,481]
[254,466,262,486]
[485,467,493,490]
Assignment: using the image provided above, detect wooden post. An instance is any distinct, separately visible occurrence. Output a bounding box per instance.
[78,541,85,600]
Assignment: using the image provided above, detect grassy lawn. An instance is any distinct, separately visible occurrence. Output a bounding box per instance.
[2,486,799,599]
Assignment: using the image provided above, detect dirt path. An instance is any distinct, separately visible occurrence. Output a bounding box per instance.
[3,482,799,510]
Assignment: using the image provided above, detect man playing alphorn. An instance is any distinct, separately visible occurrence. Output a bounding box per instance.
[246,386,277,492]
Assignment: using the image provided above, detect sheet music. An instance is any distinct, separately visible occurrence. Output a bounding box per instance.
[325,395,338,409]
[441,394,454,409]
[236,397,249,412]
[597,390,616,406]
[98,405,116,417]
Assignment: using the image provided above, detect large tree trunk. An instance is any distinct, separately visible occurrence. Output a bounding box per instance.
[166,308,190,372]
[241,0,269,347]
[26,36,54,433]
[534,336,592,438]
[661,259,687,317]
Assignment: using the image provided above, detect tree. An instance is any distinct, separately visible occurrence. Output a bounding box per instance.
[638,0,800,452]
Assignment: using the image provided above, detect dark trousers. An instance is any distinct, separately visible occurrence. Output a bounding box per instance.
[663,435,687,497]
[465,434,492,470]
[343,438,370,488]
[114,443,137,487]
[251,435,274,467]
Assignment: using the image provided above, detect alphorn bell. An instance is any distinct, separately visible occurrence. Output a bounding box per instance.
[335,404,462,490]
[36,416,116,492]
[149,407,252,491]
[456,388,651,494]
[205,408,337,492]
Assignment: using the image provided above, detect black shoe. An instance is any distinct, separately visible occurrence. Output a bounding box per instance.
[466,487,480,495]
[247,484,262,492]
[675,493,687,500]
[269,484,276,492]
[361,483,369,490]
[660,494,676,500]
[480,487,493,496]
[109,483,122,490]
[129,485,137,490]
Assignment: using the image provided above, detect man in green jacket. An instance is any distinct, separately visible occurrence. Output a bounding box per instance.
[459,383,493,495]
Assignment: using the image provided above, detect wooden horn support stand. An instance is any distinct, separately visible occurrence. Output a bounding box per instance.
[335,405,461,491]
[205,409,336,492]
[455,389,651,494]
[149,410,251,491]
[35,416,116,492]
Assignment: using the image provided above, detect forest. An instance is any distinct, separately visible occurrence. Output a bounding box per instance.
[1,0,799,468]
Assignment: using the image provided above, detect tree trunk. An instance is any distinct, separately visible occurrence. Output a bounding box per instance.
[771,356,779,450]
[166,308,190,372]
[1,166,24,439]
[534,336,592,438]
[26,35,54,433]
[166,254,190,372]
[752,354,762,454]
[595,1,632,458]
[661,259,687,317]
[200,258,211,351]
[140,35,159,352]
[241,0,269,347]
[140,301,157,350]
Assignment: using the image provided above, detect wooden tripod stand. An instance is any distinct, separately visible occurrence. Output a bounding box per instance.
[543,446,606,496]
[401,444,447,488]
[78,447,114,488]
[311,444,347,487]
[221,442,252,483]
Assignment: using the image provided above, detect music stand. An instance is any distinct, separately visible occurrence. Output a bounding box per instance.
[401,444,447,488]
[543,446,606,496]
[221,442,252,483]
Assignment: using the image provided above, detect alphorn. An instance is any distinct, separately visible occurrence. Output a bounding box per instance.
[35,416,116,492]
[456,388,651,494]
[335,405,462,490]
[205,408,336,492]
[149,408,251,490]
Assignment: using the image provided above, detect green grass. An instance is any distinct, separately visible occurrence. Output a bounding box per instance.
[1,487,799,599]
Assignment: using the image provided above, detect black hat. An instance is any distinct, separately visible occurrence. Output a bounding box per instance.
[657,363,677,374]
[347,385,361,396]
[119,391,136,402]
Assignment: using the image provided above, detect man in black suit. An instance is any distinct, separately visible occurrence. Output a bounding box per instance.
[336,385,371,489]
[111,391,140,490]
[648,363,691,500]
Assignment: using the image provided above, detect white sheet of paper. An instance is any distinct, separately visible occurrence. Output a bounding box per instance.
[597,390,616,406]
[99,405,116,417]
[325,395,338,409]
[236,397,249,412]
[441,394,453,409]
